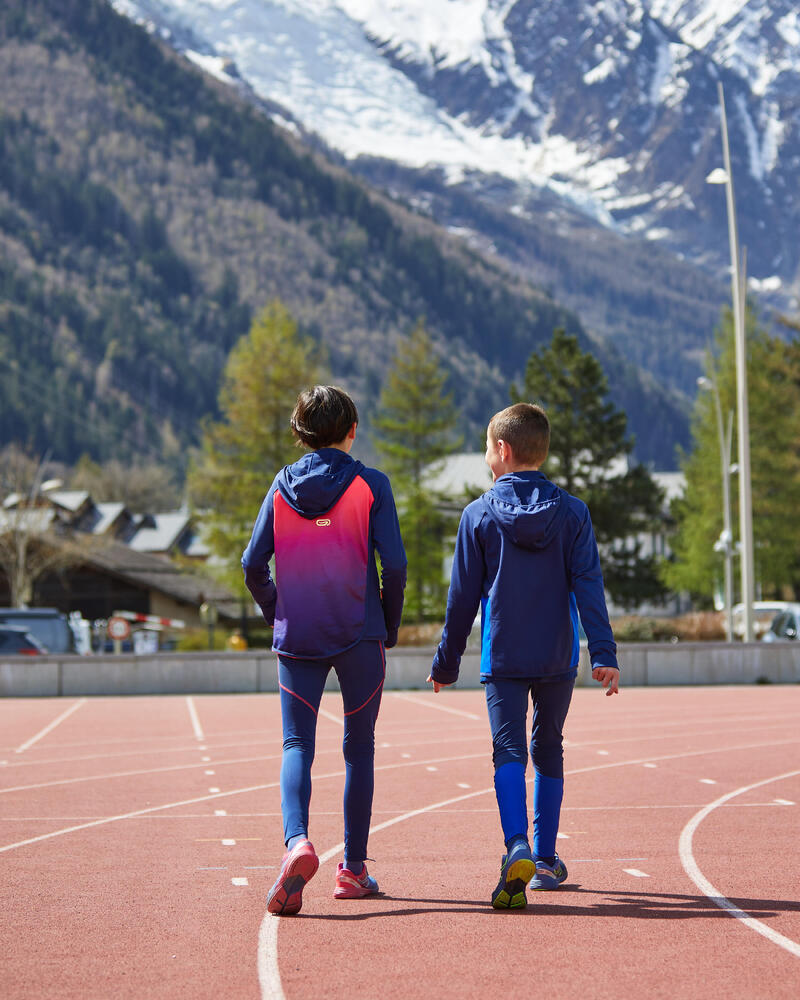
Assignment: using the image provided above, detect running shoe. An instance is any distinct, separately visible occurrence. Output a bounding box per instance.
[267,839,319,915]
[530,855,568,891]
[334,862,379,899]
[491,839,535,909]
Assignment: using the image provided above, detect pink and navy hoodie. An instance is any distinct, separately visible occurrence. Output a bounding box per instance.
[242,449,407,658]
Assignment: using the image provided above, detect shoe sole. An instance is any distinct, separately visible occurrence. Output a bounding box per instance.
[333,885,378,899]
[267,851,319,915]
[492,857,536,910]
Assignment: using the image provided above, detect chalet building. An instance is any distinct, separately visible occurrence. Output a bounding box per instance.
[0,489,242,627]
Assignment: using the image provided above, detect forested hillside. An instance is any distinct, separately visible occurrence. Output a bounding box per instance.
[0,0,689,469]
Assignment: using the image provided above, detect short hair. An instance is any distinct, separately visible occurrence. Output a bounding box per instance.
[488,403,550,466]
[290,385,358,449]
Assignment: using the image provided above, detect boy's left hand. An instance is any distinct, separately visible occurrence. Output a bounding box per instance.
[592,666,620,696]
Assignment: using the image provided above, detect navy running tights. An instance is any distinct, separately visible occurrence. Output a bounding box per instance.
[485,674,575,858]
[278,640,385,865]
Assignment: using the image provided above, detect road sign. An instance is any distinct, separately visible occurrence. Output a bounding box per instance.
[107,616,131,641]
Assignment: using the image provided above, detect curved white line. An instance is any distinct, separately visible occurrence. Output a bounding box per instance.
[678,769,800,957]
[257,784,494,1000]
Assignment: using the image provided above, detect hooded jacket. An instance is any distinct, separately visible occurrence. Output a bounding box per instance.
[242,449,406,659]
[431,470,617,684]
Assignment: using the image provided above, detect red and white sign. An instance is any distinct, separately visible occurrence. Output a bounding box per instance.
[107,616,131,641]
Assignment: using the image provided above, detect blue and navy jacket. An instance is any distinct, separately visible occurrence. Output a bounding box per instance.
[242,449,407,659]
[431,471,617,685]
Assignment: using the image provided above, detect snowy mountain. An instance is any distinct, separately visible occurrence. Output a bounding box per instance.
[110,1,800,291]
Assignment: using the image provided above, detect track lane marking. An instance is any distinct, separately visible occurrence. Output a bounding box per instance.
[15,700,87,754]
[679,768,800,958]
[390,692,481,721]
[186,697,204,741]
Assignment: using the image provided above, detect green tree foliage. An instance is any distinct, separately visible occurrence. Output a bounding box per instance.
[663,308,800,601]
[373,323,461,622]
[188,302,318,594]
[516,329,666,609]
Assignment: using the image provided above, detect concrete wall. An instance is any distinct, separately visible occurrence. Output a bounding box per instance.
[1,642,798,697]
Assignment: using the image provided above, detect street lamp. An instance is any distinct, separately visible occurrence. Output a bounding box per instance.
[697,376,734,642]
[705,81,755,642]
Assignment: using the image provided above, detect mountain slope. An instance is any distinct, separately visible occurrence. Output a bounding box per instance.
[0,0,688,470]
[109,0,800,402]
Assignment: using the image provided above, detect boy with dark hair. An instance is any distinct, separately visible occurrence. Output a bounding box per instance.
[243,385,407,915]
[428,402,619,909]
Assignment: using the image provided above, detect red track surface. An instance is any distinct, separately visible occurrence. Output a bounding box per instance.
[2,686,799,999]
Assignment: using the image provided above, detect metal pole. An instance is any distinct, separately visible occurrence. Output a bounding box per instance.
[711,387,734,641]
[700,376,734,642]
[718,81,755,642]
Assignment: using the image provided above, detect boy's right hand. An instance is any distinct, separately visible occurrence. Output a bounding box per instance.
[426,674,452,694]
[592,666,620,696]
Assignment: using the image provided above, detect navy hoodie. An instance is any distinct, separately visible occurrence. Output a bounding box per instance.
[431,471,617,684]
[242,449,407,659]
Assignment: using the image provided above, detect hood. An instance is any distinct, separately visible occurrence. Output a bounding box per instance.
[276,449,363,518]
[482,472,566,550]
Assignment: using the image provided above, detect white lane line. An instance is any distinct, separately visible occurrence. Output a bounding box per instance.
[457,783,470,789]
[186,697,204,741]
[643,763,657,769]
[222,839,236,846]
[557,832,570,839]
[0,753,283,796]
[596,750,610,756]
[232,877,249,887]
[318,708,343,726]
[774,798,795,805]
[426,766,438,772]
[209,787,221,794]
[214,810,227,816]
[699,778,717,785]
[391,692,481,721]
[679,768,800,958]
[205,770,216,776]
[15,700,87,754]
[623,869,650,878]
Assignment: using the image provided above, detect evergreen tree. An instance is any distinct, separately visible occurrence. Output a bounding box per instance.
[188,302,319,596]
[517,329,666,608]
[373,322,460,622]
[663,308,800,601]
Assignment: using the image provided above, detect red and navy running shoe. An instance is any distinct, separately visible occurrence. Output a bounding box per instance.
[267,839,319,915]
[333,862,379,899]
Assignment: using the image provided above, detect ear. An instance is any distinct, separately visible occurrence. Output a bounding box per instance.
[348,422,357,440]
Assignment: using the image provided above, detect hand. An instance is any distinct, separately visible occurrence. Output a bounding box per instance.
[592,666,620,696]
[426,674,452,693]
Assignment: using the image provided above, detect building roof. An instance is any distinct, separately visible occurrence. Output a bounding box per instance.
[128,512,191,553]
[85,540,238,619]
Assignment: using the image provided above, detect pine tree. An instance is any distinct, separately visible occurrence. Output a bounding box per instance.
[663,307,800,601]
[517,328,665,608]
[373,322,460,622]
[188,301,319,596]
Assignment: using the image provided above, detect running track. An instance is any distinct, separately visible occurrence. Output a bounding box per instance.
[1,686,798,999]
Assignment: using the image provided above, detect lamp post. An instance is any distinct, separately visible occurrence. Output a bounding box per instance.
[697,376,734,642]
[705,81,755,642]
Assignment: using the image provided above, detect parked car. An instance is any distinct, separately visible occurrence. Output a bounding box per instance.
[732,601,789,640]
[0,625,48,655]
[0,608,75,653]
[762,604,800,642]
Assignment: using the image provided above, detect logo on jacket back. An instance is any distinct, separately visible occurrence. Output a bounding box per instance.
[316,518,331,526]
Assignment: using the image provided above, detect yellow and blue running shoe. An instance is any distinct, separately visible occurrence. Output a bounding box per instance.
[491,839,535,909]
